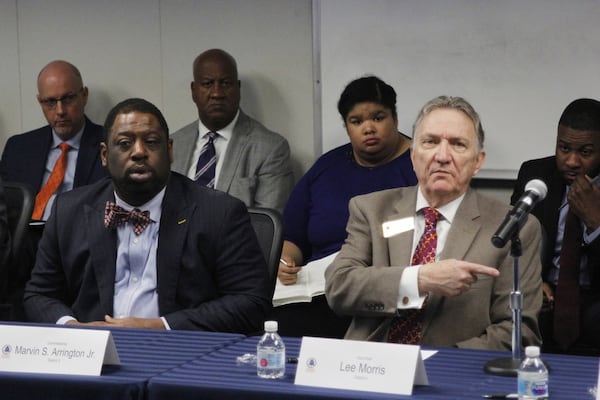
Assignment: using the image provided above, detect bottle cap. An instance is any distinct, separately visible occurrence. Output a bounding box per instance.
[525,346,540,357]
[264,320,278,332]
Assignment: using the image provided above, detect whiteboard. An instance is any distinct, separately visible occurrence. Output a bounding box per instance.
[317,0,600,179]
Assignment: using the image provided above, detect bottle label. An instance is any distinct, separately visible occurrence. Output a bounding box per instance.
[258,349,284,370]
[518,377,548,397]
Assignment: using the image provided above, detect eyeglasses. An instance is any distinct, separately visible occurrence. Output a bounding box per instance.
[39,88,83,109]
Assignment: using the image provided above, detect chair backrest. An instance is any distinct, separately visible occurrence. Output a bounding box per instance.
[3,182,34,263]
[247,207,284,296]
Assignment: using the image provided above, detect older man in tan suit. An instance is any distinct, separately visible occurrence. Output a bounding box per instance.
[325,96,542,350]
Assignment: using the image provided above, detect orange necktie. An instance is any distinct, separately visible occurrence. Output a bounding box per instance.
[32,143,71,220]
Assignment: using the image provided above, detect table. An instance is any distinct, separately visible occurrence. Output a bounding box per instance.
[148,336,600,400]
[0,324,243,400]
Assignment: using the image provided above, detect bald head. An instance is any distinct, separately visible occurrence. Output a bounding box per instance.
[37,60,83,90]
[192,49,238,82]
[37,60,88,140]
[191,49,241,131]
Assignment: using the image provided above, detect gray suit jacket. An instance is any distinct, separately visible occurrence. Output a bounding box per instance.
[325,186,543,350]
[170,110,294,212]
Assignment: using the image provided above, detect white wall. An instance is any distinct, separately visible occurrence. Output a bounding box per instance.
[318,0,600,179]
[3,0,598,188]
[0,0,315,178]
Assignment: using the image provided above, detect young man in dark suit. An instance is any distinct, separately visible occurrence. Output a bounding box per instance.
[512,98,600,354]
[24,98,271,333]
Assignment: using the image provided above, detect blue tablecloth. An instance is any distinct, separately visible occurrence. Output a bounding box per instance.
[0,324,243,400]
[148,336,600,400]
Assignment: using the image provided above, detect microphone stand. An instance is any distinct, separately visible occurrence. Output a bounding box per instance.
[484,230,523,376]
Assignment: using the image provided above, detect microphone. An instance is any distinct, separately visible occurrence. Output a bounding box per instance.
[491,179,548,248]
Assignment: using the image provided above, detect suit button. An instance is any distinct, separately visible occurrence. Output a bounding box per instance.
[402,296,409,305]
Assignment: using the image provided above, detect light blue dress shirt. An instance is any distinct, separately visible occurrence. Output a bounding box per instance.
[112,188,165,319]
[57,187,170,328]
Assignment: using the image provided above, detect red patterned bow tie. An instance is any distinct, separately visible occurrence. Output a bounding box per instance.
[104,201,153,235]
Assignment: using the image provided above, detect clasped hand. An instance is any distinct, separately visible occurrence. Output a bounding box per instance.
[66,315,165,329]
[567,174,600,231]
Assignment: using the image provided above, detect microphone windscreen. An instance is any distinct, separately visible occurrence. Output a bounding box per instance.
[524,179,548,200]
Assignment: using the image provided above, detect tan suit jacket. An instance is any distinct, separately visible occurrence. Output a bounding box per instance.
[325,186,543,350]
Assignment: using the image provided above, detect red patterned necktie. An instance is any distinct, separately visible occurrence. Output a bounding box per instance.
[553,210,583,350]
[32,143,71,220]
[194,131,217,188]
[104,201,153,235]
[387,207,440,344]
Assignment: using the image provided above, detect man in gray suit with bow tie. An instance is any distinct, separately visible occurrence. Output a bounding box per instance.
[325,96,543,350]
[171,49,294,212]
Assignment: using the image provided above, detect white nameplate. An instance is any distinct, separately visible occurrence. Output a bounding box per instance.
[295,336,428,396]
[0,325,120,376]
[382,217,413,238]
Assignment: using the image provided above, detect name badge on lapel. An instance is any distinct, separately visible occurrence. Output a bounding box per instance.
[382,217,413,238]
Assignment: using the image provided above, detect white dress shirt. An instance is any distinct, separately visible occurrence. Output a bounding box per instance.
[185,110,240,184]
[396,187,465,309]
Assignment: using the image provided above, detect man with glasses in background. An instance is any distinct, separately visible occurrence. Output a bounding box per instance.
[0,60,106,320]
[1,60,107,220]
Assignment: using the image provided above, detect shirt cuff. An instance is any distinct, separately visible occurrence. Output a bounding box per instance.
[397,265,427,309]
[57,316,76,325]
[160,316,171,330]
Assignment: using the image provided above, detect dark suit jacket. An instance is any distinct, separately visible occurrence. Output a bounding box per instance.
[0,116,108,192]
[325,187,543,350]
[511,156,600,289]
[23,173,272,333]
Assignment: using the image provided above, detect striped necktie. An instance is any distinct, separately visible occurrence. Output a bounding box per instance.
[387,207,440,344]
[194,131,217,188]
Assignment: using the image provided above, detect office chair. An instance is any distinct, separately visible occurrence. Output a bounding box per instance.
[3,182,34,263]
[0,182,34,319]
[247,207,284,297]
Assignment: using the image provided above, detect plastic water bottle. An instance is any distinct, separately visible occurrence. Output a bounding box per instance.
[257,320,285,379]
[518,346,548,399]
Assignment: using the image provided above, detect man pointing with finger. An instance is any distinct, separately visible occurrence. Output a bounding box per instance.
[325,96,543,350]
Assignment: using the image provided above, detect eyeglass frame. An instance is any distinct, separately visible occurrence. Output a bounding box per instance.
[38,88,84,110]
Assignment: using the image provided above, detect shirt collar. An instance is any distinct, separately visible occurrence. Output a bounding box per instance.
[113,186,166,223]
[415,186,465,224]
[197,109,240,142]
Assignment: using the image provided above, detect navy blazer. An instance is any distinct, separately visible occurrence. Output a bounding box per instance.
[23,173,272,333]
[0,116,107,191]
[511,156,600,289]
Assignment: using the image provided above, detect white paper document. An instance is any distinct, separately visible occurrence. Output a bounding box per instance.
[272,252,338,307]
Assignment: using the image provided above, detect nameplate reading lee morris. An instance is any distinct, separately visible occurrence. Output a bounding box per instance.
[0,325,120,376]
[294,336,428,396]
